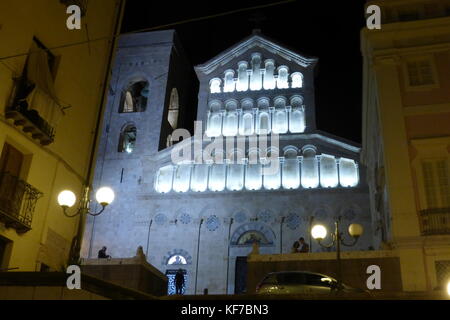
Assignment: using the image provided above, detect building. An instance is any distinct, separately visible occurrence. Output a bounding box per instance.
[361,0,450,291]
[0,0,125,272]
[83,29,374,295]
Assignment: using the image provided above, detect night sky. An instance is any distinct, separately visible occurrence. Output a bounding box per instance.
[121,0,366,143]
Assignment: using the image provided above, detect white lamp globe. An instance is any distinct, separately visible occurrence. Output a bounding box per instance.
[447,281,450,297]
[96,187,115,206]
[58,190,76,208]
[311,225,327,241]
[349,224,364,238]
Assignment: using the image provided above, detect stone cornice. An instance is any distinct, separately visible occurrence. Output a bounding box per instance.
[195,34,318,76]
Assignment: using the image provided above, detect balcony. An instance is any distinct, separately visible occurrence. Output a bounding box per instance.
[5,102,55,146]
[419,208,450,236]
[0,172,43,233]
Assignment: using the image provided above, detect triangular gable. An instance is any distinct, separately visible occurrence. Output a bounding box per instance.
[195,31,318,76]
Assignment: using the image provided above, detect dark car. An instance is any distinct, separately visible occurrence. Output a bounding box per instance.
[256,271,368,296]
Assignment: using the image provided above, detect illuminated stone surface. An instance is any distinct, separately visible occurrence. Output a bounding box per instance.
[87,30,373,296]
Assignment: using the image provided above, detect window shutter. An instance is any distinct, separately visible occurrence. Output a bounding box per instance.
[437,160,450,207]
[422,161,438,208]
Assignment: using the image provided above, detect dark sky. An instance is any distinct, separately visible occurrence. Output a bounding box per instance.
[121,0,366,143]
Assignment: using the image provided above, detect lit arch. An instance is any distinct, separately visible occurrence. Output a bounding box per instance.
[168,88,179,130]
[118,123,137,153]
[119,79,149,113]
[230,222,276,246]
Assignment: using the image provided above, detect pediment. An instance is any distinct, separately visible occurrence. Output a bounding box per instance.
[195,32,318,76]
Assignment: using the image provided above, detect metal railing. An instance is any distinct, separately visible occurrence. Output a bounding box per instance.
[0,172,43,233]
[419,208,450,236]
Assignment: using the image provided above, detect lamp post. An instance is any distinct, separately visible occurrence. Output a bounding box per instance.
[311,217,363,291]
[57,186,115,265]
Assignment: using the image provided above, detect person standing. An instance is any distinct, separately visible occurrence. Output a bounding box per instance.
[175,269,185,295]
[298,237,310,253]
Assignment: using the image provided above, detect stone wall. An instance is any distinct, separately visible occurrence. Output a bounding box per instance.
[0,272,156,300]
[81,255,168,297]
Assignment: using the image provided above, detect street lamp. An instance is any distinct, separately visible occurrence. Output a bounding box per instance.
[57,186,115,217]
[57,186,115,265]
[311,217,363,291]
[447,281,450,297]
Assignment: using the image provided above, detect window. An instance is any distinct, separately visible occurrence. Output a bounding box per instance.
[276,66,289,89]
[6,38,62,144]
[422,159,450,208]
[407,59,435,87]
[239,113,254,136]
[168,88,179,130]
[118,125,137,153]
[0,143,24,178]
[305,274,334,288]
[435,261,450,288]
[0,143,25,219]
[291,72,303,88]
[167,255,188,265]
[257,112,271,135]
[207,113,223,137]
[210,78,221,94]
[237,231,270,245]
[119,81,149,113]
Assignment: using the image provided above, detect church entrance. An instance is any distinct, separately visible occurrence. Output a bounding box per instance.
[234,257,247,294]
[166,269,187,295]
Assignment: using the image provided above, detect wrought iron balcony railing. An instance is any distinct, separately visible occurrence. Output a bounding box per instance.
[419,208,450,236]
[0,172,43,233]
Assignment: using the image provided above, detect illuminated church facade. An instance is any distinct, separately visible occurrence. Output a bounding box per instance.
[82,30,374,295]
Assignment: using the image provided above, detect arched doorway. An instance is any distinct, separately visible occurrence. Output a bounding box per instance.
[165,253,190,295]
[229,222,276,294]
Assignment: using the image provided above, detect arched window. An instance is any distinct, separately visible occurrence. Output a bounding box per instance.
[223,70,235,92]
[168,88,179,130]
[291,72,304,88]
[210,78,222,93]
[273,110,288,134]
[240,113,254,136]
[118,125,137,153]
[301,146,319,188]
[236,61,249,92]
[282,148,300,190]
[257,112,271,135]
[237,231,271,245]
[207,113,223,137]
[167,255,188,265]
[263,59,276,90]
[320,154,339,188]
[277,66,289,89]
[119,80,149,113]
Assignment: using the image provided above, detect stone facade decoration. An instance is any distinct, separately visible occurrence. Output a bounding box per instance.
[83,30,374,295]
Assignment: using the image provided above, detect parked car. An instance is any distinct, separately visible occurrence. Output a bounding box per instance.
[256,271,368,296]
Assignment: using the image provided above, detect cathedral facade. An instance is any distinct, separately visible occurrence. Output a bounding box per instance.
[82,30,374,295]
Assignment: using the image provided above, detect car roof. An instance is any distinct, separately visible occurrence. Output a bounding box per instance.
[265,271,336,280]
